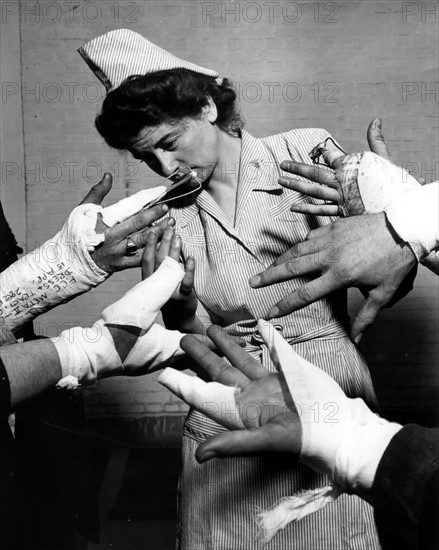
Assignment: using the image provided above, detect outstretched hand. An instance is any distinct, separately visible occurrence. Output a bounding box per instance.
[162,325,302,462]
[250,213,416,343]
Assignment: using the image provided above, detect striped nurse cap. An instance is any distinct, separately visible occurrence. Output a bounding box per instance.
[78,28,219,91]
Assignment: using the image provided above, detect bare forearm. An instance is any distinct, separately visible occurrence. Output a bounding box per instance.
[1,339,62,410]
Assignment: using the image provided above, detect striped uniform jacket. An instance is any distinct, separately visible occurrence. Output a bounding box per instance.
[168,128,380,550]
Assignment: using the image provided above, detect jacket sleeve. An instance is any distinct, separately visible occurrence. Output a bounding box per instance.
[372,424,439,550]
[0,357,11,418]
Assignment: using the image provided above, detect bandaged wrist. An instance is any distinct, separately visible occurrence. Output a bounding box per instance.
[385,182,439,260]
[53,320,121,385]
[337,152,420,216]
[356,152,421,213]
[54,321,185,386]
[334,403,402,493]
[0,204,107,332]
[55,256,186,386]
[0,188,171,333]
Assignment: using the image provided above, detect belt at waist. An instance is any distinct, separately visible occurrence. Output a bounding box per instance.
[246,320,347,373]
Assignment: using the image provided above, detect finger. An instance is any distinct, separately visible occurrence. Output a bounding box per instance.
[249,254,322,289]
[155,226,175,269]
[264,238,326,271]
[305,224,334,240]
[131,217,175,251]
[250,239,323,285]
[279,177,340,202]
[350,294,385,344]
[158,367,244,430]
[196,424,292,462]
[180,334,250,387]
[206,325,268,380]
[266,274,342,318]
[141,230,159,280]
[188,333,247,351]
[279,161,339,188]
[168,233,182,263]
[366,118,392,161]
[180,256,195,295]
[80,173,113,205]
[112,204,169,240]
[289,203,339,217]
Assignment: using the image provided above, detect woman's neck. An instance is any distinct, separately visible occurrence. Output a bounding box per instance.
[206,129,242,225]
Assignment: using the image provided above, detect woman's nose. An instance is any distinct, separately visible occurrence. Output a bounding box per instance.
[155,151,179,178]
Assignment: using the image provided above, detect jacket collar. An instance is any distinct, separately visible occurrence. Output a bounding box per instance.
[175,130,278,231]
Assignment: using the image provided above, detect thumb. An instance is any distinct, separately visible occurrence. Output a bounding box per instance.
[80,173,113,205]
[196,425,283,463]
[366,118,392,161]
[350,294,385,344]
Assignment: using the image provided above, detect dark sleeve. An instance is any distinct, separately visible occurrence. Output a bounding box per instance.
[372,424,439,550]
[0,357,11,417]
[0,201,22,272]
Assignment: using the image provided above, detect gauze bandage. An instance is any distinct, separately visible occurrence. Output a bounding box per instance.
[335,151,436,261]
[159,320,402,543]
[0,188,166,332]
[254,321,402,542]
[158,369,245,430]
[101,187,166,226]
[54,256,185,385]
[384,182,439,261]
[339,151,420,214]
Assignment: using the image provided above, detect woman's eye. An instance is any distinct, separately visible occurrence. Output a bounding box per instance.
[162,139,178,151]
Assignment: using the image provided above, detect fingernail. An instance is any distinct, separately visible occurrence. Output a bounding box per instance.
[199,451,215,463]
[249,275,260,287]
[104,173,111,181]
[162,204,169,212]
[354,333,363,345]
[268,306,279,318]
[167,217,175,226]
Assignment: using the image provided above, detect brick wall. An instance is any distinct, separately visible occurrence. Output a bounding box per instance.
[3,0,437,443]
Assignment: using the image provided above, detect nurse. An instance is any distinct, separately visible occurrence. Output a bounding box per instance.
[80,29,380,549]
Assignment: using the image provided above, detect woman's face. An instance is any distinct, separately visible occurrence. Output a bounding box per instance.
[128,99,220,183]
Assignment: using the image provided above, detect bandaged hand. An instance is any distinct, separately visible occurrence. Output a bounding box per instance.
[159,323,402,541]
[0,173,172,332]
[54,255,186,386]
[279,118,420,217]
[278,118,438,264]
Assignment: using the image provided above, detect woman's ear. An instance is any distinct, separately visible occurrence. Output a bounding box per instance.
[203,97,218,124]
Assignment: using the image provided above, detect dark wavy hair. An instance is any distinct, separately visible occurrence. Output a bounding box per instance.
[95,68,243,150]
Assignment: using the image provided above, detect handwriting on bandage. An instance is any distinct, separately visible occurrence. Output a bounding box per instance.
[0,262,77,319]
